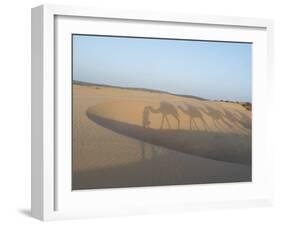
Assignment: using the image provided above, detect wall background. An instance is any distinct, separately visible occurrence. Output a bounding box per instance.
[0,0,280,225]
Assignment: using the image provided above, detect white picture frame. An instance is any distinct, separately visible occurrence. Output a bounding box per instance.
[31,4,274,221]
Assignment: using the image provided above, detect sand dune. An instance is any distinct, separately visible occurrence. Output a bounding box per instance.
[86,111,251,165]
[72,84,251,189]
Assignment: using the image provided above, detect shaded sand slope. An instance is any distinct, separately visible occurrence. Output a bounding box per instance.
[86,99,251,165]
[73,84,251,189]
[86,111,251,165]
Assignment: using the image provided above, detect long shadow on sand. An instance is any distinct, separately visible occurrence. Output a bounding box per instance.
[86,109,251,165]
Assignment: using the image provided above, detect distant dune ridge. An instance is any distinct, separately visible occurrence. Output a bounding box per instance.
[72,82,252,190]
[73,80,208,100]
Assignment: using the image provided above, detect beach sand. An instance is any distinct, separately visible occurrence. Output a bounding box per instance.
[72,84,251,190]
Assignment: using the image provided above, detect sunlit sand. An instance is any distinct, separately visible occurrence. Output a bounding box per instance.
[73,83,251,190]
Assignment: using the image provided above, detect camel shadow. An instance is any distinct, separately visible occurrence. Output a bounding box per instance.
[199,105,233,131]
[178,103,209,131]
[235,110,251,129]
[142,101,180,129]
[222,108,251,131]
[223,108,240,125]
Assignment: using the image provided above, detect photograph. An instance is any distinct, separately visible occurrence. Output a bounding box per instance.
[72,34,252,190]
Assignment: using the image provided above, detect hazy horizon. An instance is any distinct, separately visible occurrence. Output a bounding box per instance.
[73,35,252,102]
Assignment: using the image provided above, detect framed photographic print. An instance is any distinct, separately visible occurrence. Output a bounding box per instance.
[31,4,274,221]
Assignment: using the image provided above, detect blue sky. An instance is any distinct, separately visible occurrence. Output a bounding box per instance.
[73,35,252,102]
